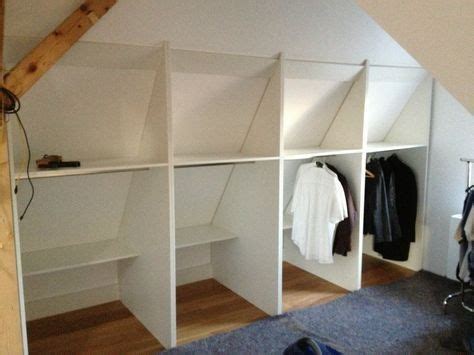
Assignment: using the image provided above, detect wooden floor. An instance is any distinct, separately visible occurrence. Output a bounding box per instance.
[27,254,415,354]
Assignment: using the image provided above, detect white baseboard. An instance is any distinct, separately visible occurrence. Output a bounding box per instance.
[26,284,119,321]
[176,263,213,286]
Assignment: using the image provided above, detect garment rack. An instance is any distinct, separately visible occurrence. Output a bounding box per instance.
[443,157,474,314]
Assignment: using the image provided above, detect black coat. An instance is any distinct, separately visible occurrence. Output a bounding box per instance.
[364,155,417,261]
[374,155,418,261]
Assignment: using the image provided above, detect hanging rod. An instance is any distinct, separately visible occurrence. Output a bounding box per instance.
[174,161,256,169]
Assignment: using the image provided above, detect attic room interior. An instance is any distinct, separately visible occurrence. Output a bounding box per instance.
[0,0,472,354]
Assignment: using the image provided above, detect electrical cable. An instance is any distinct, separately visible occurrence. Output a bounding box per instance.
[1,87,34,220]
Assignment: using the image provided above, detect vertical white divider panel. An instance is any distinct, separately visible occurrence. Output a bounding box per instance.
[385,76,433,145]
[241,56,282,157]
[277,54,285,314]
[211,161,281,315]
[283,154,365,291]
[117,43,176,348]
[321,65,367,149]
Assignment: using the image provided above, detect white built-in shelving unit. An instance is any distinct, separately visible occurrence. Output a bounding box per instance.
[6,37,433,350]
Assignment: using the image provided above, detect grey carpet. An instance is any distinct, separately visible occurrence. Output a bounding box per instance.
[163,272,474,354]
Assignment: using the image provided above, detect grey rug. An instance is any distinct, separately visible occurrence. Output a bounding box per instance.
[163,272,474,354]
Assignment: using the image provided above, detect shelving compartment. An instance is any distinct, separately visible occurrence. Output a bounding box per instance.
[171,49,282,166]
[174,161,280,343]
[283,61,367,159]
[9,40,176,348]
[6,39,170,178]
[365,67,432,152]
[362,147,428,271]
[282,153,365,295]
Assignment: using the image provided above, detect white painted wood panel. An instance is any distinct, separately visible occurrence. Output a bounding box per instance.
[176,225,238,249]
[15,158,167,180]
[172,49,277,78]
[172,72,268,155]
[22,239,138,276]
[174,165,232,228]
[241,58,281,157]
[283,148,363,160]
[321,66,366,149]
[366,143,427,153]
[17,173,132,252]
[13,66,156,162]
[4,37,163,70]
[26,284,119,321]
[385,76,432,145]
[174,153,278,167]
[284,78,352,149]
[212,161,280,315]
[23,263,118,303]
[118,168,175,348]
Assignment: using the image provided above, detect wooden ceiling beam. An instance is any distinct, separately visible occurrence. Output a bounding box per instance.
[3,0,116,98]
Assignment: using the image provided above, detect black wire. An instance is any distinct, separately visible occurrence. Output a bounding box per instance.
[1,87,34,220]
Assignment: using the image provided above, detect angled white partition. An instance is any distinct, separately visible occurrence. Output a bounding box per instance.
[283,60,366,159]
[212,161,281,315]
[171,49,281,164]
[365,66,432,152]
[117,44,176,348]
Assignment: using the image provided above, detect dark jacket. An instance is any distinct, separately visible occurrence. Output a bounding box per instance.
[374,155,417,261]
[327,164,356,256]
[364,159,395,243]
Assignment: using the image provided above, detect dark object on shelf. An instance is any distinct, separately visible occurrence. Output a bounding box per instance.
[36,155,81,169]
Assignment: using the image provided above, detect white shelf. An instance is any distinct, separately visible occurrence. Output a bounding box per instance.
[174,153,278,167]
[15,158,168,180]
[176,224,238,249]
[365,142,427,153]
[283,147,362,160]
[22,239,139,276]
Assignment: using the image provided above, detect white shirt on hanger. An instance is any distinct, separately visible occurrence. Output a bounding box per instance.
[288,163,348,263]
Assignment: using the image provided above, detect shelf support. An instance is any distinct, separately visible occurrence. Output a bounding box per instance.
[3,0,116,98]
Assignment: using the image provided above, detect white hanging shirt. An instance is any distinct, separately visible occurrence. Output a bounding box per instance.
[289,163,348,263]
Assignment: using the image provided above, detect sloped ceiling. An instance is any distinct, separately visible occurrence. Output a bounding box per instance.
[6,0,418,66]
[355,0,474,114]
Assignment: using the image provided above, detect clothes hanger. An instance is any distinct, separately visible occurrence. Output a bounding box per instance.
[365,169,376,179]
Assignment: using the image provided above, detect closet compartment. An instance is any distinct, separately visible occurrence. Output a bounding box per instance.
[362,147,428,271]
[9,40,176,348]
[281,153,365,305]
[365,67,432,153]
[170,50,282,166]
[7,39,170,178]
[174,160,280,343]
[283,61,367,159]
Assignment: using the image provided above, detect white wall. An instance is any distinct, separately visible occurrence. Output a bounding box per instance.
[5,0,417,66]
[423,82,474,275]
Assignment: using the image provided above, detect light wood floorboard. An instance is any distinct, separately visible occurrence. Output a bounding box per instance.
[27,254,415,353]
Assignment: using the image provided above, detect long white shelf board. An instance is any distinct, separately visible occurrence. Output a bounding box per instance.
[366,142,427,153]
[176,224,238,249]
[174,153,278,167]
[22,239,139,276]
[283,147,363,160]
[15,157,167,180]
